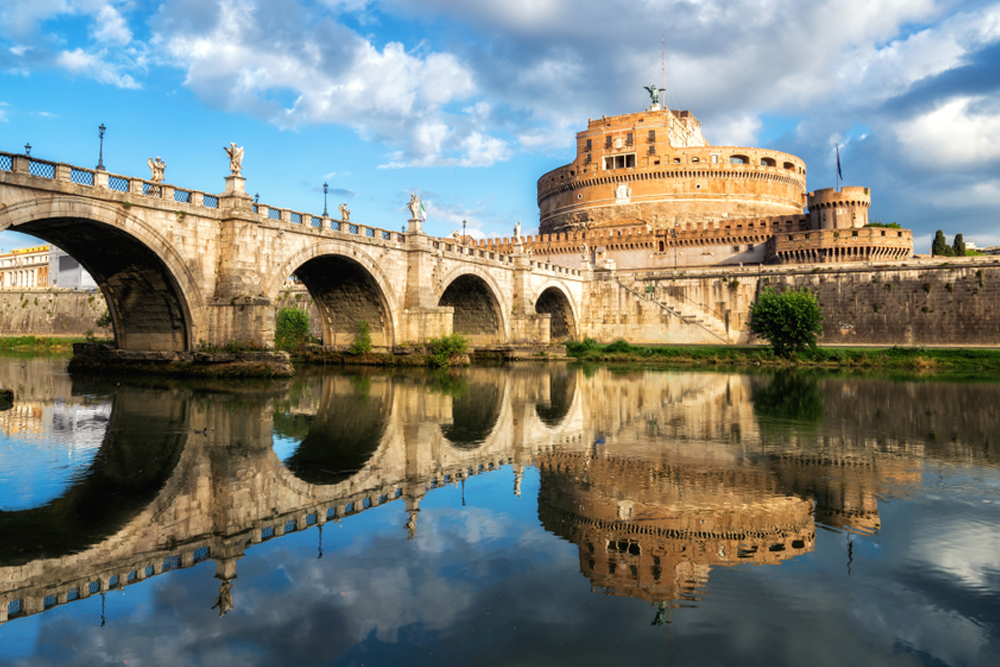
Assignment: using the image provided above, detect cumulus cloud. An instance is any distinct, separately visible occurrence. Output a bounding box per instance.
[148,0,505,167]
[91,4,132,46]
[1,1,144,87]
[56,47,140,88]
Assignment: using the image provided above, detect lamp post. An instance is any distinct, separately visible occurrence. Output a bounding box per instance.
[96,124,106,171]
[462,219,467,245]
[24,143,31,157]
[323,182,328,217]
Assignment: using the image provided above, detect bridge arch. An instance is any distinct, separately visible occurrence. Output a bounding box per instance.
[268,242,399,348]
[533,281,579,341]
[0,197,204,351]
[436,266,509,345]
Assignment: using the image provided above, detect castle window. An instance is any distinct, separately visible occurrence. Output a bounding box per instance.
[648,145,656,155]
[783,162,795,170]
[605,136,612,149]
[586,139,592,151]
[585,153,592,164]
[626,132,633,146]
[761,157,776,167]
[730,155,749,164]
[711,154,719,164]
[648,130,655,142]
[692,157,700,163]
[673,158,681,163]
[603,154,636,170]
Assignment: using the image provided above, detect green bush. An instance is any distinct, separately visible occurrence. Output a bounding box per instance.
[604,339,634,354]
[566,337,599,356]
[428,333,469,367]
[348,320,373,355]
[749,286,824,358]
[275,307,311,351]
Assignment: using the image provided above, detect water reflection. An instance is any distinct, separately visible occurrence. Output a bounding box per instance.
[0,361,998,664]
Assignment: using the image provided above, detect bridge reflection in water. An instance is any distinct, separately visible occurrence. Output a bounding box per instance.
[1,361,996,629]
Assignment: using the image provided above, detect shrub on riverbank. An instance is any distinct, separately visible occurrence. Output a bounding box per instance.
[749,286,824,358]
[428,333,470,368]
[276,307,312,352]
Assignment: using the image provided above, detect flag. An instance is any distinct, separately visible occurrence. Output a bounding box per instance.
[836,145,843,181]
[419,201,427,222]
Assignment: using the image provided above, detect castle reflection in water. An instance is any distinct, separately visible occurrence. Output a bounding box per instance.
[1,359,996,625]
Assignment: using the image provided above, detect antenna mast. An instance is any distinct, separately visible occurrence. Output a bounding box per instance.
[661,35,665,98]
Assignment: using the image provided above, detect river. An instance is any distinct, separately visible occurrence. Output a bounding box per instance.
[0,357,998,665]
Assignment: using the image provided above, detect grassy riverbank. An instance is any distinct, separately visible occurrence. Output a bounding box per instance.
[566,339,1000,372]
[0,336,106,353]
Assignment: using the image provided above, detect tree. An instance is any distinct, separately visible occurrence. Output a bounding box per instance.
[952,233,966,257]
[749,286,824,358]
[932,230,951,257]
[275,307,311,351]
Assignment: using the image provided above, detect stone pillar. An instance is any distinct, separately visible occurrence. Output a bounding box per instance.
[398,223,453,344]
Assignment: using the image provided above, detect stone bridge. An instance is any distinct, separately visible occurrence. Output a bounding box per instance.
[0,150,586,350]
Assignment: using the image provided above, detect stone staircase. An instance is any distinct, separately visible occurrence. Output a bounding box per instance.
[613,277,732,344]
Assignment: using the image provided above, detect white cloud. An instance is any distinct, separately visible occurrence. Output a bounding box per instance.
[0,102,8,122]
[895,96,1000,168]
[91,5,132,46]
[153,0,497,167]
[56,47,140,88]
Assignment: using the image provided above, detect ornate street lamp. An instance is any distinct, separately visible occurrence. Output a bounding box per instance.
[24,143,31,157]
[96,123,106,171]
[323,182,328,216]
[462,219,467,245]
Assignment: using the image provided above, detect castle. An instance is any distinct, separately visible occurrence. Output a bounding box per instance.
[476,101,913,270]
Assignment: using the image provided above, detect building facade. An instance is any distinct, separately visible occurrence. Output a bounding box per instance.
[0,245,96,290]
[526,105,912,269]
[0,246,49,289]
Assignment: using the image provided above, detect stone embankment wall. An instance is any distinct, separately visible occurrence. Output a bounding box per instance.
[0,289,111,337]
[585,257,1000,346]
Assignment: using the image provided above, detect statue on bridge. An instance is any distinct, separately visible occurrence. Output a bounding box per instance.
[338,203,350,221]
[224,142,244,177]
[408,193,423,220]
[147,156,166,183]
[513,221,521,240]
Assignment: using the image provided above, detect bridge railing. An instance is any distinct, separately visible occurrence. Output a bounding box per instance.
[529,260,581,278]
[255,201,406,242]
[0,150,226,212]
[3,149,422,245]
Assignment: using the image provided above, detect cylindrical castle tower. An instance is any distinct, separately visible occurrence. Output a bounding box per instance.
[537,108,808,235]
[807,186,871,230]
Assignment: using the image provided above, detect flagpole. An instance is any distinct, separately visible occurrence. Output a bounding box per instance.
[836,144,840,192]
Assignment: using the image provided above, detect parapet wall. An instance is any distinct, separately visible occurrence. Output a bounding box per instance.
[767,227,912,265]
[590,258,1000,346]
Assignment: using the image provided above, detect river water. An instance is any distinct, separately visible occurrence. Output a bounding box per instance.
[0,357,998,666]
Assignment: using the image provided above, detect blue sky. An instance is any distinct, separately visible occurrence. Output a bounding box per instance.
[1,0,999,253]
